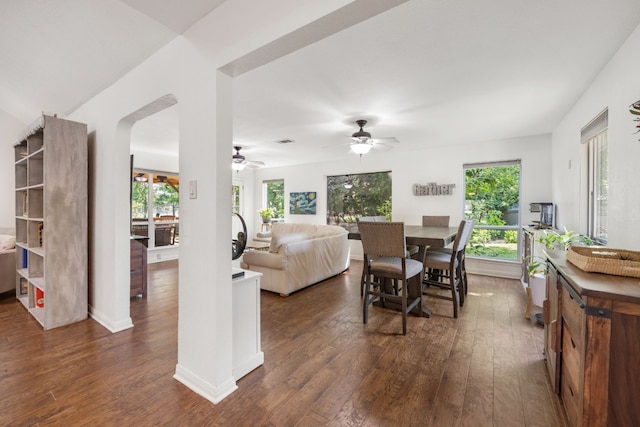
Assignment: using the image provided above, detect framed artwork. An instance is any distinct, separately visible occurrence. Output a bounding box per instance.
[290,192,317,215]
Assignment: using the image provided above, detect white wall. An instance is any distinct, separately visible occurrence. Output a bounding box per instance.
[253,133,552,272]
[551,23,640,249]
[131,149,179,173]
[0,114,27,231]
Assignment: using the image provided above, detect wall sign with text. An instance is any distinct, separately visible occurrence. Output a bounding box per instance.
[413,182,455,196]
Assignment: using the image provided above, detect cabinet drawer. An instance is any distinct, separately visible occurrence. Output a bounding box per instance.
[562,323,581,390]
[561,361,582,427]
[561,282,585,350]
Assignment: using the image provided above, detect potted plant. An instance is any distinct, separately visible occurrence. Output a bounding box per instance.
[524,255,547,317]
[538,227,593,251]
[259,208,274,223]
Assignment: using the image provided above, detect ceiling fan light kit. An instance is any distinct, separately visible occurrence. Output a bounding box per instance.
[351,142,372,155]
[232,161,246,171]
[347,119,396,157]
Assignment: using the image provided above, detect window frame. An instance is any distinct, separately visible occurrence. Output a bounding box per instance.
[587,130,608,244]
[581,109,608,245]
[463,160,522,262]
[326,171,392,232]
[262,179,285,220]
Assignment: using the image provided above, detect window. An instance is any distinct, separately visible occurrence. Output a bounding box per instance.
[131,171,179,247]
[464,161,521,260]
[326,171,392,232]
[583,110,608,244]
[263,179,284,219]
[232,179,243,215]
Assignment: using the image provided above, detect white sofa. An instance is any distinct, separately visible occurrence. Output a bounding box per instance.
[0,234,16,294]
[241,223,350,296]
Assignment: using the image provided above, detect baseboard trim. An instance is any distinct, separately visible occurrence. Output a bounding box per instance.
[233,351,265,380]
[174,363,238,404]
[88,306,134,333]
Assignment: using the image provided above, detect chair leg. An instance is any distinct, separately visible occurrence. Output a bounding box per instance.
[457,263,465,307]
[401,279,407,335]
[363,271,370,324]
[451,277,459,318]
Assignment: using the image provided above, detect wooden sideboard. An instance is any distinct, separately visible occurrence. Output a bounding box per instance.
[130,236,148,297]
[544,250,640,426]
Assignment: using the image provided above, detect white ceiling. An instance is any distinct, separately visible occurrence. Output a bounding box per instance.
[3,1,640,168]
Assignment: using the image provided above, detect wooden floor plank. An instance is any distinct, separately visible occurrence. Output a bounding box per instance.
[0,259,566,426]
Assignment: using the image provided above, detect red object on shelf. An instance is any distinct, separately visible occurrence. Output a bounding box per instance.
[35,287,44,308]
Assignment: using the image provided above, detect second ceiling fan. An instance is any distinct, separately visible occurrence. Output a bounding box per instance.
[232,146,265,171]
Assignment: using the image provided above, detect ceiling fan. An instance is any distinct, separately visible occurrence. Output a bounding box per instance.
[348,119,398,156]
[232,146,265,171]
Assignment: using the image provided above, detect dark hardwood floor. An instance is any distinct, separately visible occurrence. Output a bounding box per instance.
[0,260,567,426]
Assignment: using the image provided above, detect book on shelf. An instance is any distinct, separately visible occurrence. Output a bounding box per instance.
[19,278,28,295]
[22,248,28,268]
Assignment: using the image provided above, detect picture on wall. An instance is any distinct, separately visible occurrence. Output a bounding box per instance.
[290,192,317,215]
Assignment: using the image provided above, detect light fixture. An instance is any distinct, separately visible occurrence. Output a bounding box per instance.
[350,141,372,155]
[134,173,148,182]
[232,162,246,171]
[344,183,353,189]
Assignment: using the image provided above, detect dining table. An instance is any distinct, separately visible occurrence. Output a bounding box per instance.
[349,224,459,317]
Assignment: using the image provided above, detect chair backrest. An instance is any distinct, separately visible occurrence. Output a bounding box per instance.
[358,216,388,223]
[358,221,406,258]
[452,219,475,252]
[422,215,450,227]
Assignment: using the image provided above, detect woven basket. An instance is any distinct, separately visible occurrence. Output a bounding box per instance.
[567,246,640,278]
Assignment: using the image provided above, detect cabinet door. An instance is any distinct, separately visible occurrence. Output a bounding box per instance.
[543,262,561,393]
[609,307,640,426]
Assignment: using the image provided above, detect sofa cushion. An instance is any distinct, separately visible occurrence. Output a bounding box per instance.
[269,223,316,253]
[314,224,347,238]
[0,234,16,251]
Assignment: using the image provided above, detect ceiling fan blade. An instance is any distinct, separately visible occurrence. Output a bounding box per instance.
[371,137,399,144]
[372,143,393,152]
[246,160,265,168]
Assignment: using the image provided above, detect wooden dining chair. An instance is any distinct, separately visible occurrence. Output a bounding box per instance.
[357,217,418,295]
[422,219,474,318]
[422,215,450,227]
[421,215,451,258]
[359,221,424,335]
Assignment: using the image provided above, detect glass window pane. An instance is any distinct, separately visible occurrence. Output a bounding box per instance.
[264,180,284,219]
[591,131,608,243]
[464,163,521,260]
[153,175,179,218]
[327,172,392,232]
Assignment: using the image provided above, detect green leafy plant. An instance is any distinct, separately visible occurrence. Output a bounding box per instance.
[525,255,547,277]
[258,208,274,220]
[538,227,593,251]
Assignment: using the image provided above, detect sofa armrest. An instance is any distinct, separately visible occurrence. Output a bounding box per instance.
[242,250,288,270]
[0,249,16,294]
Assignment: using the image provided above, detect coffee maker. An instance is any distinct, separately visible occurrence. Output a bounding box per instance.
[529,203,554,229]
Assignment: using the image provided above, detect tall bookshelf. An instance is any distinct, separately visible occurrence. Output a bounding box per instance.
[14,114,88,330]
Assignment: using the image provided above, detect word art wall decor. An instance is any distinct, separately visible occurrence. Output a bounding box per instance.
[413,182,456,196]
